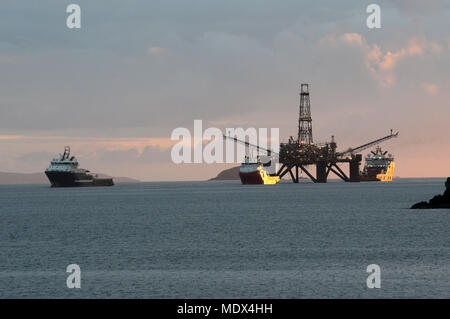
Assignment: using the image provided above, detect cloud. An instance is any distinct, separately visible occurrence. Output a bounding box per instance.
[17,151,55,163]
[378,39,425,71]
[378,74,396,87]
[367,44,382,62]
[422,83,440,95]
[139,145,171,163]
[429,42,442,54]
[331,33,445,87]
[0,135,23,140]
[1,2,449,133]
[340,33,364,46]
[0,54,15,64]
[96,148,140,163]
[91,146,171,164]
[389,0,449,15]
[147,46,166,56]
[378,49,406,71]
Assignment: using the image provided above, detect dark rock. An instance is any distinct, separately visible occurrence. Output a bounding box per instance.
[411,177,450,209]
[411,201,431,209]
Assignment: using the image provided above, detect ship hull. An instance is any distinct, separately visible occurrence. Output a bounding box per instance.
[360,175,380,182]
[45,171,114,187]
[239,171,265,184]
[239,170,280,185]
[360,162,395,182]
[360,174,393,182]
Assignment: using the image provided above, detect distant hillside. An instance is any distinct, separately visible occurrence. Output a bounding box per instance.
[0,172,47,185]
[209,166,240,180]
[96,174,140,184]
[0,172,140,185]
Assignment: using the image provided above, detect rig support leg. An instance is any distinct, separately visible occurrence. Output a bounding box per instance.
[349,155,362,182]
[276,164,286,176]
[299,165,317,183]
[289,167,297,183]
[330,164,349,182]
[316,161,327,183]
[349,161,360,182]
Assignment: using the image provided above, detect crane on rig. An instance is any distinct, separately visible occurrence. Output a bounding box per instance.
[337,129,399,157]
[223,135,277,156]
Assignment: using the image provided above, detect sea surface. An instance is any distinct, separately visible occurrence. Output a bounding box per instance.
[0,178,449,298]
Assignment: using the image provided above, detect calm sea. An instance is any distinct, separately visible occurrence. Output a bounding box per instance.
[0,178,449,298]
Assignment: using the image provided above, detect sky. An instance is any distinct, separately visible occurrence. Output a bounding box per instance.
[0,0,449,181]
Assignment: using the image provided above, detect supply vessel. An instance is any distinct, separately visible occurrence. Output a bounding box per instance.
[239,156,280,185]
[360,146,395,182]
[45,146,114,187]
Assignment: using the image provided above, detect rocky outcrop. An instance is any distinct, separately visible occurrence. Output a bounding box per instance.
[209,166,240,180]
[411,178,450,209]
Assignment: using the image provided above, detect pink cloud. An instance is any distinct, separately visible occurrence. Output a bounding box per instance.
[422,83,440,95]
[407,42,423,56]
[340,33,364,46]
[429,42,442,54]
[379,74,396,87]
[367,44,382,62]
[378,40,424,71]
[379,49,405,70]
[324,33,445,88]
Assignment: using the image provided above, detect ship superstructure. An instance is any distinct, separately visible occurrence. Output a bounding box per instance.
[45,146,113,187]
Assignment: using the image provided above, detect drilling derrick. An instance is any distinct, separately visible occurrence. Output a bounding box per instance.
[298,84,313,144]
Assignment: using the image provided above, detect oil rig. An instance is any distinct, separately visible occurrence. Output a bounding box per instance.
[276,83,398,183]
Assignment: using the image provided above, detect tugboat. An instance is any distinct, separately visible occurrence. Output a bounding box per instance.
[45,146,114,187]
[239,156,280,185]
[360,146,395,182]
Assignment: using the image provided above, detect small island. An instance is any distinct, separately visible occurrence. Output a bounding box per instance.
[411,177,450,209]
[209,166,240,180]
